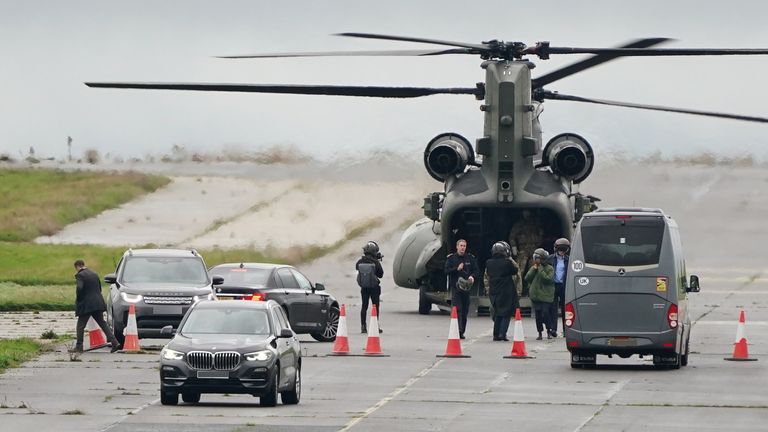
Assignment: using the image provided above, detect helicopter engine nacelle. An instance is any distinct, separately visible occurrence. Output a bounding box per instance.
[543,133,594,184]
[423,133,475,182]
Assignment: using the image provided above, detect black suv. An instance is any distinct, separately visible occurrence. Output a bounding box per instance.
[105,249,223,344]
[209,263,339,342]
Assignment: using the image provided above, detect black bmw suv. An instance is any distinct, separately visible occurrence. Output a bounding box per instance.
[105,248,223,344]
[209,263,339,342]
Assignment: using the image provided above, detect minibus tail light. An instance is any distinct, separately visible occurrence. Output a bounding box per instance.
[667,303,678,329]
[565,302,575,327]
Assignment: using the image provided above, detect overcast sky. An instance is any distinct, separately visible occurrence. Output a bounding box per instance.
[2,1,768,161]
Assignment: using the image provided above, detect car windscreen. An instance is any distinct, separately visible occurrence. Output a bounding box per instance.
[212,267,271,286]
[580,216,665,266]
[121,257,209,285]
[181,308,271,335]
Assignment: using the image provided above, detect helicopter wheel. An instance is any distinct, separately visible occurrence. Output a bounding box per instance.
[418,286,432,315]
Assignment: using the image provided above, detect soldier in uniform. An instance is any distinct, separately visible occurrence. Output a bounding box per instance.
[508,210,543,295]
[444,239,478,339]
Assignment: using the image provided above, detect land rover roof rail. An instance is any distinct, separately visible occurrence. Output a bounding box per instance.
[593,207,664,214]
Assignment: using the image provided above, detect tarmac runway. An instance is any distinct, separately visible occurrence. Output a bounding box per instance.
[1,161,767,430]
[1,217,766,432]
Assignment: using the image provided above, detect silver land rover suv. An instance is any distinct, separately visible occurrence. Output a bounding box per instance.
[105,249,223,344]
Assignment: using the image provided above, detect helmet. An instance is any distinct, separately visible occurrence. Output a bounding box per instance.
[500,241,512,256]
[362,240,380,256]
[554,238,571,252]
[533,248,549,260]
[491,242,509,257]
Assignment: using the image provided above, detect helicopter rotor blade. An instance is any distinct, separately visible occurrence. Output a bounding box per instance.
[543,46,768,57]
[85,82,479,98]
[533,38,672,89]
[216,48,474,59]
[336,32,487,51]
[539,90,768,123]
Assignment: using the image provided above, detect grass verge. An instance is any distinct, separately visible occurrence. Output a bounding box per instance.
[0,168,170,242]
[0,338,42,374]
[0,282,94,311]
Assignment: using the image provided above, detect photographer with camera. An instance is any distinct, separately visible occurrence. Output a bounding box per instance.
[356,240,384,334]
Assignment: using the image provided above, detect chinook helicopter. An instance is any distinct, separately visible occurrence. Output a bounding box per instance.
[86,33,768,315]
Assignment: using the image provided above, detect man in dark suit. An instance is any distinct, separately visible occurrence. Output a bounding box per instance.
[73,260,121,353]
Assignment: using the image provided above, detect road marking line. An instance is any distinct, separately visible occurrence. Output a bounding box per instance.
[694,321,768,326]
[340,329,491,431]
[100,397,160,432]
[573,380,630,432]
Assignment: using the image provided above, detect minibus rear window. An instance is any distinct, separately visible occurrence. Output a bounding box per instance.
[581,217,664,266]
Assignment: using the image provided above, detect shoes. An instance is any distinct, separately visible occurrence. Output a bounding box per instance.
[378,328,383,334]
[361,324,367,334]
[501,337,509,341]
[69,346,83,354]
[459,334,466,340]
[110,343,122,353]
[547,333,552,340]
[536,332,543,341]
[493,336,502,341]
[549,330,558,338]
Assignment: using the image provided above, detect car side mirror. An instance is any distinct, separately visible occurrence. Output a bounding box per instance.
[160,325,175,335]
[212,275,224,286]
[279,328,293,338]
[687,275,700,292]
[104,273,117,285]
[313,283,325,291]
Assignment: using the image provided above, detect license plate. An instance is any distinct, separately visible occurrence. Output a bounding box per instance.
[197,370,229,379]
[608,337,637,347]
[153,306,182,315]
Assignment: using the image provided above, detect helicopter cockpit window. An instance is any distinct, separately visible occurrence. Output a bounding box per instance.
[581,217,664,267]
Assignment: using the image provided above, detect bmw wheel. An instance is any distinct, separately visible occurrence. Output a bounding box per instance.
[182,392,201,404]
[260,368,279,407]
[311,305,339,342]
[160,390,178,406]
[281,366,301,405]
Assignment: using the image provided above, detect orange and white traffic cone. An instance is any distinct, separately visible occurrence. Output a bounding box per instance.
[504,308,534,359]
[328,304,350,356]
[364,304,388,357]
[437,306,471,358]
[85,316,109,351]
[122,304,141,352]
[725,310,757,362]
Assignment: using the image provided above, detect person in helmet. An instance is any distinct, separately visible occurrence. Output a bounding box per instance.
[525,248,555,340]
[485,241,519,341]
[356,241,384,334]
[547,238,570,337]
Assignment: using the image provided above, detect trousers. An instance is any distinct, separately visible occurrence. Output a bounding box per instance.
[360,286,381,326]
[75,311,119,349]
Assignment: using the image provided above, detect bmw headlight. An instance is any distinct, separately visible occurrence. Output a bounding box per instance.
[161,348,184,361]
[244,350,273,362]
[120,292,143,303]
[193,293,214,302]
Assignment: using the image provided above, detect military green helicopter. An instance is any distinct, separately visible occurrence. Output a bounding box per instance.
[86,33,768,315]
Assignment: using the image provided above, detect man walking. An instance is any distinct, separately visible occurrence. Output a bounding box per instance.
[444,239,478,339]
[73,260,121,353]
[547,238,570,337]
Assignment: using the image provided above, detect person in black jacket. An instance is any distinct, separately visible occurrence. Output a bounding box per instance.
[485,242,519,341]
[73,260,121,353]
[355,241,384,334]
[444,239,478,339]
